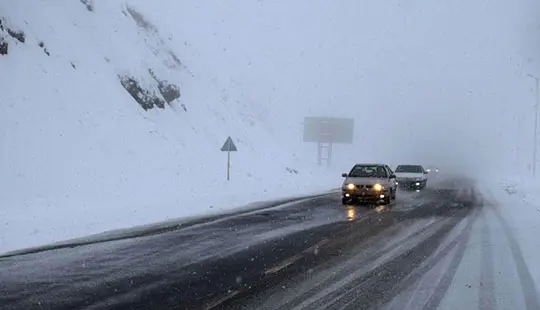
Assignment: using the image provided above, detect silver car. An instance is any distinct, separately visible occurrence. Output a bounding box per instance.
[341,163,397,205]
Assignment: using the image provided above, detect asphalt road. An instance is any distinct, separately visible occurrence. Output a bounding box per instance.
[0,178,483,310]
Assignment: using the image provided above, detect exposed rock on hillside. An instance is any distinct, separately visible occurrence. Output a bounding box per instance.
[119,75,166,111]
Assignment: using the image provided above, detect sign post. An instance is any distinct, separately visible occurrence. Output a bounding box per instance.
[221,136,238,180]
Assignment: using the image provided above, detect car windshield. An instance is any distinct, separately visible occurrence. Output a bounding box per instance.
[395,165,424,173]
[349,165,386,178]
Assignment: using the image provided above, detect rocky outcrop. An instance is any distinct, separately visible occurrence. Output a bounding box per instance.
[148,69,181,105]
[0,19,8,55]
[0,37,7,55]
[119,75,166,111]
[158,82,181,104]
[6,28,24,43]
[1,17,25,46]
[38,41,50,56]
[80,0,93,12]
[286,167,299,174]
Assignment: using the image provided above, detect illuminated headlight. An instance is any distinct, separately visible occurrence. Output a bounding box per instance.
[416,182,420,186]
[373,183,383,191]
[346,183,355,190]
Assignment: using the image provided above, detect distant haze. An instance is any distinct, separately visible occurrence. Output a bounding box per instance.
[139,0,540,176]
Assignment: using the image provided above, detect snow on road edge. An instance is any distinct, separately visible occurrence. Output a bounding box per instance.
[477,177,540,297]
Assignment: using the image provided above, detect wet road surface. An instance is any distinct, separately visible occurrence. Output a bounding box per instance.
[0,178,508,310]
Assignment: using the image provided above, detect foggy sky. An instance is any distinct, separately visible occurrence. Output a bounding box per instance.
[140,0,540,175]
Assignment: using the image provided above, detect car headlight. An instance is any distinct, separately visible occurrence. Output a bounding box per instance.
[346,183,355,190]
[373,183,383,191]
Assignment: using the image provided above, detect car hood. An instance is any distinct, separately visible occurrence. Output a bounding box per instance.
[395,172,425,179]
[344,177,385,185]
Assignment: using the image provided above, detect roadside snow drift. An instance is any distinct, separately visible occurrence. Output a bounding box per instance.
[0,1,338,253]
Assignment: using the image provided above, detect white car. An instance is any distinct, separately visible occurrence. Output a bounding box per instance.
[341,163,398,205]
[394,164,428,190]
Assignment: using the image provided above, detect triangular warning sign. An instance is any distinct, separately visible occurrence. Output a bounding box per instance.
[221,136,238,152]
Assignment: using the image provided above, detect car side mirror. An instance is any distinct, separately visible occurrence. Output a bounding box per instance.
[424,171,428,174]
[390,174,396,179]
[342,173,348,178]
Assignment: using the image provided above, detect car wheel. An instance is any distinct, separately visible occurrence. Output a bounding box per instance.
[343,197,355,205]
[384,192,391,204]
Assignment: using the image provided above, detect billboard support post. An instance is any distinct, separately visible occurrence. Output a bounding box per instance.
[303,117,354,167]
[317,142,322,166]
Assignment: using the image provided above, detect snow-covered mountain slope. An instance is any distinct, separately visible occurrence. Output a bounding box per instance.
[0,1,337,253]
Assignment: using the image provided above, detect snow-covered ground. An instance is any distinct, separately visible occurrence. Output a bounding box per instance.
[377,176,540,309]
[480,176,540,289]
[0,1,350,254]
[410,176,540,309]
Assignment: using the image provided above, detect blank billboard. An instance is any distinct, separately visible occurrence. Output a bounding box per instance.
[303,117,354,143]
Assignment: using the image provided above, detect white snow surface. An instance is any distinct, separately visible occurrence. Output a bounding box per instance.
[0,1,341,254]
[481,176,540,287]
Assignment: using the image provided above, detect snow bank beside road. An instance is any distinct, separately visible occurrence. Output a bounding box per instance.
[0,168,339,255]
[479,176,540,293]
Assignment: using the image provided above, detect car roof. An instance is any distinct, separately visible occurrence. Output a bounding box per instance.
[353,163,387,167]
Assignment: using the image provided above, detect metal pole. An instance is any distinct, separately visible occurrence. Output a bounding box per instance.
[534,77,539,176]
[328,143,333,167]
[529,74,539,176]
[317,142,322,166]
[227,150,230,181]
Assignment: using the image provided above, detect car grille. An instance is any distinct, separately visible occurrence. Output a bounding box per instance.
[353,184,373,189]
[398,178,417,182]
